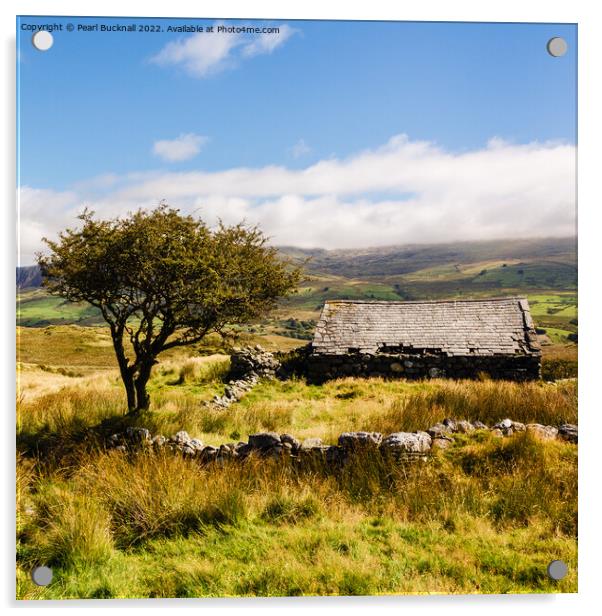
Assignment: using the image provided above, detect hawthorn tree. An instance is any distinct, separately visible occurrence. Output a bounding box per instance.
[38,205,301,414]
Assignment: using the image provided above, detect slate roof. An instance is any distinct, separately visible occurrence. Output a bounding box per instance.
[311,297,541,357]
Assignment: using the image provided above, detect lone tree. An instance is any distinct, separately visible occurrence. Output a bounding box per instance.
[38,205,302,414]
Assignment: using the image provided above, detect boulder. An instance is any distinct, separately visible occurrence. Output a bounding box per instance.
[300,437,323,450]
[326,446,345,464]
[429,367,445,378]
[442,418,457,432]
[456,420,475,433]
[338,431,383,449]
[125,427,151,442]
[558,424,578,444]
[380,431,432,453]
[182,445,198,457]
[473,421,488,430]
[200,446,218,462]
[188,438,204,452]
[431,437,453,450]
[171,431,191,445]
[280,433,301,450]
[248,432,281,449]
[219,444,234,458]
[427,423,453,438]
[108,433,122,447]
[151,435,167,447]
[264,445,284,458]
[492,419,514,436]
[526,424,558,441]
[235,443,253,458]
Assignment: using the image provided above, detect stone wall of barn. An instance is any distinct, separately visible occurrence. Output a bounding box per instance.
[302,352,541,383]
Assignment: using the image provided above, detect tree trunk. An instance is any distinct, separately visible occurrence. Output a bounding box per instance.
[111,329,138,413]
[132,361,154,413]
[124,372,137,413]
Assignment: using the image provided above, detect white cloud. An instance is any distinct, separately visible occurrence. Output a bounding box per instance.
[18,187,81,265]
[241,25,295,58]
[289,138,311,159]
[152,133,208,162]
[150,24,296,78]
[20,135,576,263]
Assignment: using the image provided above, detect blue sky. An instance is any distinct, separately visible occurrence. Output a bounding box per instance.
[17,17,577,261]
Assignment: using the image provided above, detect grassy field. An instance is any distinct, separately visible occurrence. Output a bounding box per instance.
[15,237,578,598]
[16,330,577,598]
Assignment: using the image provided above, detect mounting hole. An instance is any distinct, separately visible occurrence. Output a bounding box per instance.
[547,37,567,57]
[31,565,53,586]
[547,559,568,581]
[32,31,54,51]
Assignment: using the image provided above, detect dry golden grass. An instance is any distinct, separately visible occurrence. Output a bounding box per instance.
[17,360,577,455]
[17,362,116,402]
[16,339,578,598]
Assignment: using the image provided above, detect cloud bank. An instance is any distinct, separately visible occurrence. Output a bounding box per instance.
[152,133,208,162]
[19,135,576,264]
[150,24,296,77]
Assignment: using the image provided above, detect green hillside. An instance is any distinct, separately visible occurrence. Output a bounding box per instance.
[17,289,102,327]
[17,237,577,343]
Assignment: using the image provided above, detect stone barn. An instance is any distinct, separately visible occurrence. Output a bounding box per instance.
[306,297,541,382]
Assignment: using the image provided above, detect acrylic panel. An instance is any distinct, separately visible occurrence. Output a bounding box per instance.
[16,16,577,599]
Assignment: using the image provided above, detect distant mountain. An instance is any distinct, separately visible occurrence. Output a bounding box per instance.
[17,237,576,289]
[16,265,42,289]
[278,237,576,278]
[16,236,577,328]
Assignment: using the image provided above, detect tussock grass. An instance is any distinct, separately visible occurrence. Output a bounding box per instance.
[16,351,578,598]
[77,452,250,546]
[17,431,577,598]
[20,483,114,568]
[364,378,577,434]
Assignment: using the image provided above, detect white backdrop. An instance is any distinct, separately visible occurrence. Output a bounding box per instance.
[2,1,600,614]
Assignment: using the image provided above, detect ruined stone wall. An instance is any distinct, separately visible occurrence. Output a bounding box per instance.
[107,419,577,465]
[303,352,541,383]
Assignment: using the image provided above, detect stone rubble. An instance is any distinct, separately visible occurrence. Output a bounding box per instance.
[105,416,576,466]
[208,345,280,410]
[558,423,578,444]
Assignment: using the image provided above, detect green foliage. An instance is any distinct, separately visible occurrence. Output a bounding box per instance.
[38,206,301,411]
[541,358,578,381]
